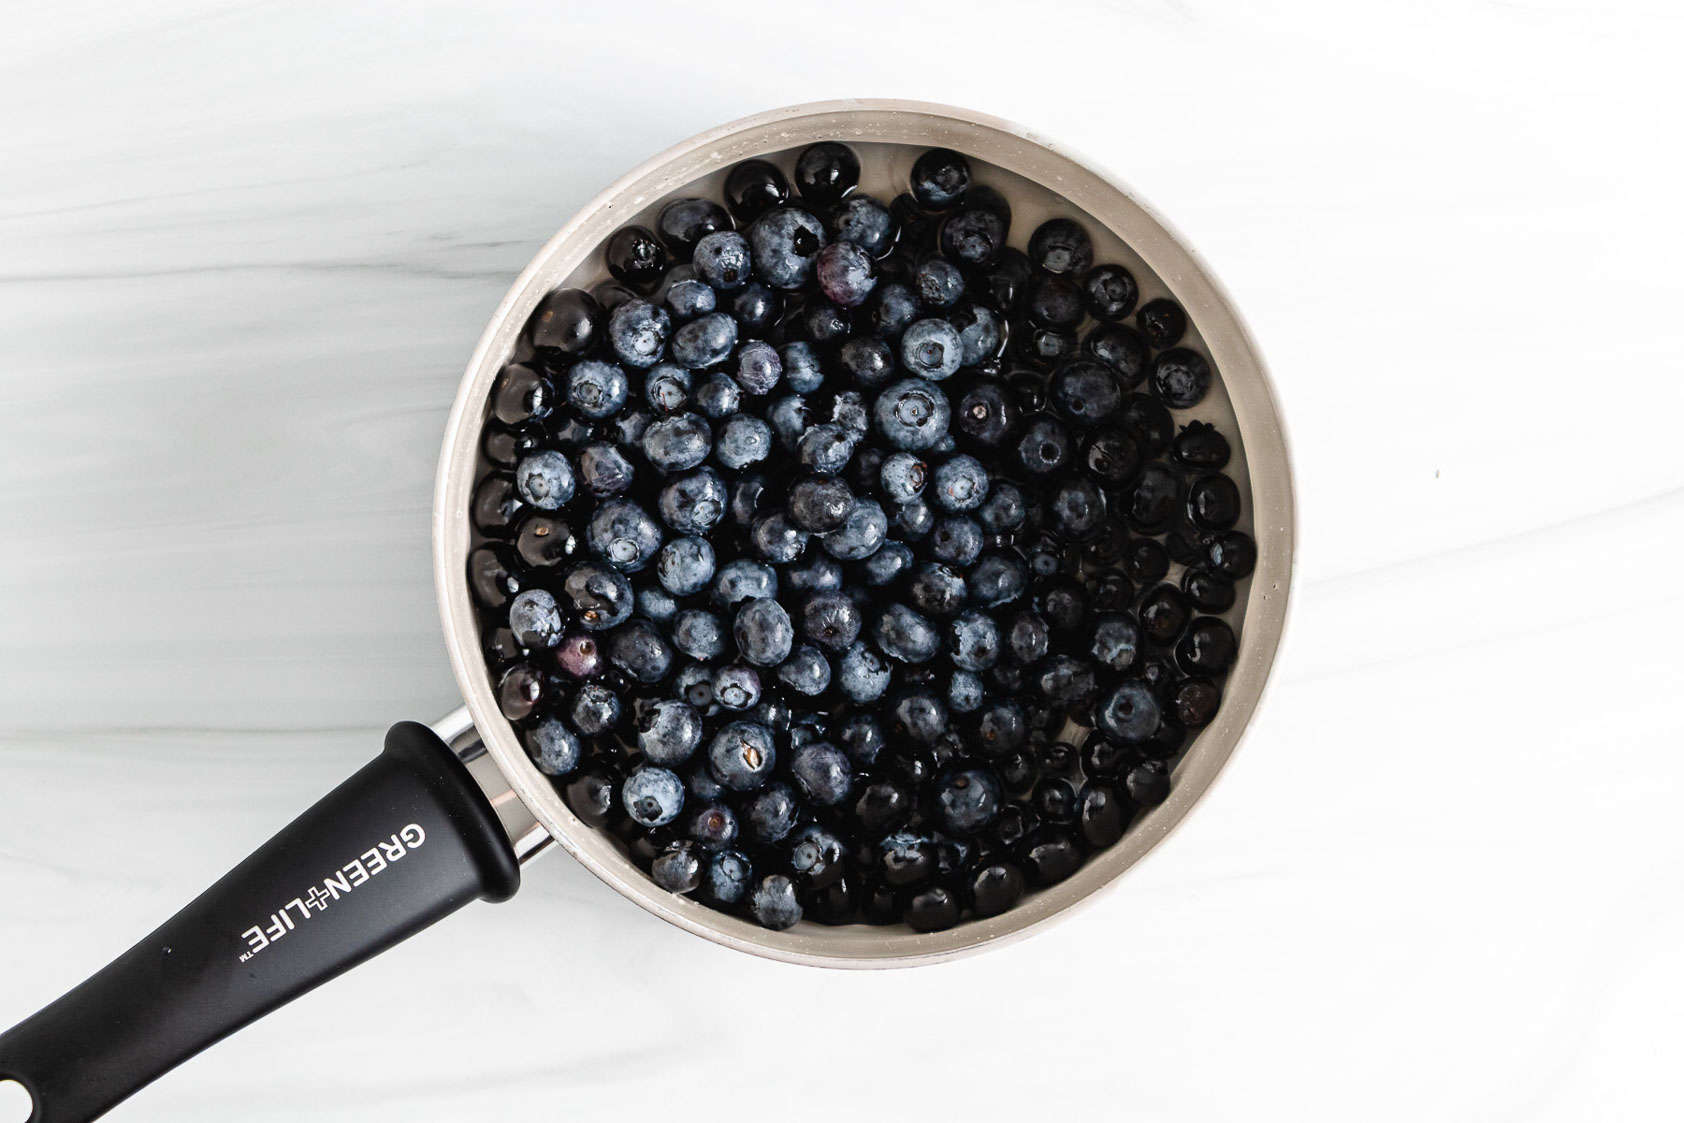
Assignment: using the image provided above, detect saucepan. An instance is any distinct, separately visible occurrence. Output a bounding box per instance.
[0,99,1295,1122]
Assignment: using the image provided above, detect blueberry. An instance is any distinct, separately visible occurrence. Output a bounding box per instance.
[1127,463,1184,534]
[830,390,870,436]
[602,300,668,370]
[970,862,1026,918]
[749,207,827,290]
[935,768,1001,834]
[877,831,938,888]
[832,336,892,389]
[968,552,1028,608]
[1126,759,1172,808]
[789,822,847,887]
[635,699,703,767]
[692,231,753,291]
[928,454,989,512]
[701,850,754,906]
[830,195,897,257]
[872,603,940,664]
[777,645,832,696]
[788,741,852,807]
[948,301,1003,367]
[749,874,803,930]
[723,342,779,399]
[794,142,859,204]
[726,281,779,335]
[733,597,794,667]
[940,205,1007,266]
[1050,477,1107,540]
[706,722,777,795]
[946,609,1000,671]
[1186,473,1241,532]
[1026,274,1086,333]
[870,282,920,338]
[713,558,778,608]
[724,159,790,222]
[929,517,982,569]
[900,319,965,381]
[908,562,967,618]
[554,632,604,678]
[750,511,808,563]
[693,372,741,420]
[913,258,965,309]
[569,443,628,499]
[713,662,762,711]
[1182,566,1237,614]
[796,422,856,475]
[793,593,858,655]
[657,468,726,534]
[821,499,888,560]
[605,225,668,292]
[515,513,579,571]
[669,312,739,370]
[643,363,691,415]
[509,452,573,512]
[1049,360,1122,427]
[651,841,704,894]
[1171,676,1222,728]
[860,540,914,585]
[507,588,562,649]
[569,682,621,735]
[527,288,603,355]
[874,378,951,451]
[876,451,925,503]
[715,414,773,471]
[1016,414,1072,475]
[947,669,984,712]
[610,409,651,449]
[1097,680,1162,744]
[1084,323,1150,389]
[1013,324,1078,369]
[1088,613,1142,673]
[1137,297,1188,348]
[838,641,893,702]
[1177,616,1237,675]
[657,197,732,259]
[641,412,713,472]
[910,147,971,209]
[638,586,678,623]
[1151,347,1213,410]
[591,279,638,313]
[780,341,824,393]
[606,619,673,683]
[814,240,878,308]
[655,536,716,597]
[1206,530,1257,580]
[622,764,684,827]
[666,609,725,662]
[586,498,662,573]
[1028,218,1093,277]
[954,380,1020,447]
[889,689,948,744]
[785,551,844,595]
[1171,420,1231,471]
[562,562,633,631]
[977,481,1027,533]
[978,247,1033,313]
[559,363,626,425]
[802,298,852,344]
[526,719,582,777]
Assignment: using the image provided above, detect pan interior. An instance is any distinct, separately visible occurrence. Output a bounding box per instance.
[435,102,1292,968]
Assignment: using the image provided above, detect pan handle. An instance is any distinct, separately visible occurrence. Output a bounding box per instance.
[0,720,524,1123]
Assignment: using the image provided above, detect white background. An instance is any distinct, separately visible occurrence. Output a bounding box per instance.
[3,1,1682,1119]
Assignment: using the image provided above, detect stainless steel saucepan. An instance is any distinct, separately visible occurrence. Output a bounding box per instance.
[0,99,1295,1122]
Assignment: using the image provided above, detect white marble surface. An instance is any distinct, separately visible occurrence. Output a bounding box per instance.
[3,1,1683,1119]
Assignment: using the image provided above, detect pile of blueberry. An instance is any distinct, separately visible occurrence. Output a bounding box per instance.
[469,142,1256,932]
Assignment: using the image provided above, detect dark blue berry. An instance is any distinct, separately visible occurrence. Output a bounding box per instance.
[936,768,1002,834]
[657,468,725,534]
[749,207,827,290]
[900,318,964,380]
[707,720,777,792]
[657,197,732,259]
[821,499,888,560]
[830,195,898,257]
[1151,347,1212,409]
[569,683,621,735]
[641,412,713,472]
[733,597,794,667]
[874,378,951,451]
[714,413,771,472]
[692,231,753,291]
[838,641,892,702]
[712,558,777,609]
[669,312,739,369]
[860,540,914,585]
[940,205,1007,266]
[508,588,563,648]
[605,301,670,370]
[797,422,856,474]
[587,498,661,572]
[910,148,971,209]
[527,288,602,355]
[701,850,753,906]
[1015,414,1072,475]
[816,241,877,307]
[837,336,895,388]
[870,282,920,338]
[712,663,762,711]
[655,536,715,596]
[794,142,859,204]
[749,874,803,930]
[1137,297,1187,348]
[913,258,965,308]
[750,511,808,563]
[929,516,983,567]
[724,159,789,222]
[1097,681,1162,743]
[1029,218,1093,277]
[968,551,1028,608]
[622,764,684,827]
[780,341,824,392]
[527,719,581,777]
[605,225,668,292]
[948,301,1003,366]
[561,562,633,631]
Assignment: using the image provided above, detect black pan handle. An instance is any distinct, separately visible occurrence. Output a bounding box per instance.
[0,721,521,1123]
